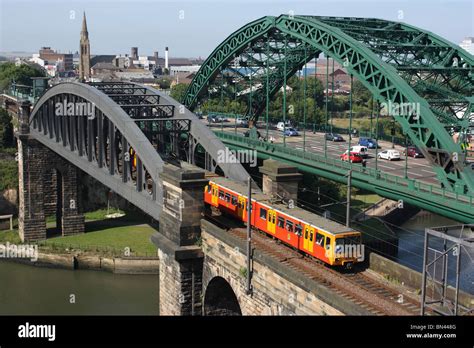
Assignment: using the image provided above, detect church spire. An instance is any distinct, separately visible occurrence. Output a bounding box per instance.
[81,12,88,36]
[79,11,91,82]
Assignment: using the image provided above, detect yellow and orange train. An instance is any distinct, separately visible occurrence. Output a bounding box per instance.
[204,177,363,269]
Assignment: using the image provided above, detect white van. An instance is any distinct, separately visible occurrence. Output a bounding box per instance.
[348,145,368,158]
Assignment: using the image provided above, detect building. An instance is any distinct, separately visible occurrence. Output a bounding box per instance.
[79,12,91,81]
[459,37,474,55]
[31,47,73,76]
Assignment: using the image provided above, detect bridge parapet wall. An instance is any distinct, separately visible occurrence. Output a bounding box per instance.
[201,219,372,315]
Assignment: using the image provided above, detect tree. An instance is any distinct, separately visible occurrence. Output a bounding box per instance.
[0,62,45,92]
[170,83,189,102]
[0,107,14,148]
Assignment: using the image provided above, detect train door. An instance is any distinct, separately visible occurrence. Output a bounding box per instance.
[237,196,246,221]
[324,235,333,263]
[303,225,315,253]
[307,226,315,253]
[303,225,310,251]
[267,209,276,234]
[211,184,218,206]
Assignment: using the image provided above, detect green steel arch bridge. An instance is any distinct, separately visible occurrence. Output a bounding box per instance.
[182,15,474,222]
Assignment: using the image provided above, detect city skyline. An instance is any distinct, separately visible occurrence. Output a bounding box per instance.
[1,0,473,58]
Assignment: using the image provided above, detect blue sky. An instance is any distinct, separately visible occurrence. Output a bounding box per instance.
[0,0,472,57]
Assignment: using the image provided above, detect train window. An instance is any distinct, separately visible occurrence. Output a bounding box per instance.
[219,190,224,199]
[272,215,275,224]
[316,233,324,246]
[305,228,309,239]
[277,217,285,228]
[325,236,331,248]
[207,185,211,193]
[225,193,231,202]
[309,231,314,242]
[231,196,237,205]
[295,224,303,236]
[260,208,267,220]
[286,221,294,232]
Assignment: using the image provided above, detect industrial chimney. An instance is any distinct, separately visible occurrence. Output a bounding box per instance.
[131,47,138,60]
[165,47,169,70]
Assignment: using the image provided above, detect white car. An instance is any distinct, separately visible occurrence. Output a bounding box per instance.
[348,145,368,158]
[236,118,249,127]
[377,149,401,161]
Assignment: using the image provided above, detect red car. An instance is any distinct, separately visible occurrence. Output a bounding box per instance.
[403,146,424,158]
[340,151,363,163]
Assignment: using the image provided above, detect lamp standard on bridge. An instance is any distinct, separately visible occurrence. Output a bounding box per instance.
[265,35,270,141]
[346,169,352,228]
[246,176,253,295]
[303,46,307,152]
[282,36,288,148]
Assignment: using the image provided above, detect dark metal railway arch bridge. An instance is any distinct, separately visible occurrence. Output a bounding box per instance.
[21,81,250,221]
[182,14,474,222]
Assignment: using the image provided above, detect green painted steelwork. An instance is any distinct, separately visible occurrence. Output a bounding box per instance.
[215,131,474,223]
[183,15,474,195]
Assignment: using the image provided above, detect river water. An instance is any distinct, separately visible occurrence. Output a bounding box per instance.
[0,211,471,315]
[0,261,159,315]
[397,212,473,294]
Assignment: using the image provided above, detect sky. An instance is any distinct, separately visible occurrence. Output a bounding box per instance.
[0,0,473,58]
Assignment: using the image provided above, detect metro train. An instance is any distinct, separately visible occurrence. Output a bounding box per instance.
[204,177,363,269]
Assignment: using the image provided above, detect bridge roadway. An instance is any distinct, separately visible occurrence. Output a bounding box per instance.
[207,120,441,186]
[204,120,474,223]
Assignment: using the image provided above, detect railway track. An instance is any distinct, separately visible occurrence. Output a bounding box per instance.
[205,213,424,315]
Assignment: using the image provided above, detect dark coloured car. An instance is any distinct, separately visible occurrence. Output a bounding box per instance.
[404,146,424,158]
[358,137,378,149]
[325,133,344,142]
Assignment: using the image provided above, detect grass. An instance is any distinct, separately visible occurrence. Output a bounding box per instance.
[0,158,18,191]
[330,118,369,130]
[0,229,21,244]
[352,192,381,210]
[0,208,158,257]
[41,223,158,256]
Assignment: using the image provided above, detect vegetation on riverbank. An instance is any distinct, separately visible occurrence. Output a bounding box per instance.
[0,209,158,257]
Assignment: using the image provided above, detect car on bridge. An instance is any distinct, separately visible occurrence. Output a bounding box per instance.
[377,149,401,161]
[358,137,378,149]
[346,145,368,158]
[325,133,344,142]
[403,146,424,158]
[340,151,364,163]
[283,127,299,136]
[235,117,249,127]
[276,121,292,131]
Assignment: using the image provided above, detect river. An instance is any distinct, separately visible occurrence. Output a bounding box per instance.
[0,261,159,315]
[0,211,471,315]
[397,212,473,294]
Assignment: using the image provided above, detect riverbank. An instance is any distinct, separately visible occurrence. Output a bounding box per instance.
[0,212,160,274]
[1,250,159,274]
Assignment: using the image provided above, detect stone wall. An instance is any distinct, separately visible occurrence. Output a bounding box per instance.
[17,137,84,241]
[201,220,364,315]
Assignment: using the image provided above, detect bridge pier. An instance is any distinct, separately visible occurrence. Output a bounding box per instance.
[17,102,84,242]
[259,159,302,203]
[151,163,208,315]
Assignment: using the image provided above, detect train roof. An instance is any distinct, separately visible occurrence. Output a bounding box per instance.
[209,176,358,236]
[209,176,268,201]
[268,201,356,235]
